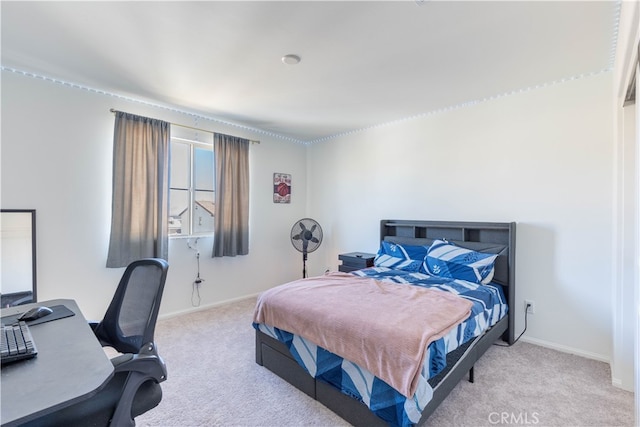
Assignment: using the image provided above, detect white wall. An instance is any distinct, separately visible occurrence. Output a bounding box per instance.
[1,71,308,320]
[307,73,615,361]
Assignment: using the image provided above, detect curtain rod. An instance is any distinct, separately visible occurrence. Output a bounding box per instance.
[109,108,260,144]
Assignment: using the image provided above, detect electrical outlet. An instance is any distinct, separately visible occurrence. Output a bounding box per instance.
[524,300,535,314]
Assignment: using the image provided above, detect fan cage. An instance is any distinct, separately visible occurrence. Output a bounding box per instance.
[290,218,323,254]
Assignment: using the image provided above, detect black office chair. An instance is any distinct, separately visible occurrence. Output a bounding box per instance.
[26,258,169,427]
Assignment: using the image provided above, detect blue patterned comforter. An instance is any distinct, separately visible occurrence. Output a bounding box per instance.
[254,267,507,426]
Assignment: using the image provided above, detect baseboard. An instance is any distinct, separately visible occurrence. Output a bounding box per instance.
[611,376,634,392]
[520,336,610,364]
[158,293,260,320]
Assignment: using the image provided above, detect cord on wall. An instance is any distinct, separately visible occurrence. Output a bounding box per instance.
[187,238,204,307]
[494,303,530,347]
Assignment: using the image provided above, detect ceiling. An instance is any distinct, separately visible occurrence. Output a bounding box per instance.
[1,1,618,143]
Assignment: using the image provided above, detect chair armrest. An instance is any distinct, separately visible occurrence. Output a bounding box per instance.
[113,346,167,383]
[109,342,167,427]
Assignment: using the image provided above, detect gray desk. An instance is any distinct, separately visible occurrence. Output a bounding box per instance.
[1,299,114,426]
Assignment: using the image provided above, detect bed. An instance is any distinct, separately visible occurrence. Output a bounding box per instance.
[254,220,516,426]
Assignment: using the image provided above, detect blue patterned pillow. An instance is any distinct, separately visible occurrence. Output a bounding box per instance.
[374,241,428,272]
[424,240,498,284]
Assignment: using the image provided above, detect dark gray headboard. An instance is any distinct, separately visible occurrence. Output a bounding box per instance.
[380,220,516,343]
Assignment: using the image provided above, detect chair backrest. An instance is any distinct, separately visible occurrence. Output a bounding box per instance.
[94,258,169,354]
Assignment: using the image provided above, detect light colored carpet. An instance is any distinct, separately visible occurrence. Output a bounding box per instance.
[137,297,634,427]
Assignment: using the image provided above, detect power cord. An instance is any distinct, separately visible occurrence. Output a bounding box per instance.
[192,252,203,307]
[493,302,530,347]
[187,238,203,307]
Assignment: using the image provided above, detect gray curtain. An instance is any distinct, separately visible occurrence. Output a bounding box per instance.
[213,133,250,257]
[106,112,170,268]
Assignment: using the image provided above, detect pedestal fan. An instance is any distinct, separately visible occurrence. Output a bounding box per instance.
[290,218,323,278]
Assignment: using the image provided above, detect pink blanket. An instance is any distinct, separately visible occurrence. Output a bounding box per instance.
[253,272,473,398]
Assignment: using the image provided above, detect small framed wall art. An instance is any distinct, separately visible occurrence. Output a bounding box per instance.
[273,173,291,203]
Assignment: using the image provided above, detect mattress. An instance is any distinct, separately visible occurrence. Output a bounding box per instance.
[253,267,508,427]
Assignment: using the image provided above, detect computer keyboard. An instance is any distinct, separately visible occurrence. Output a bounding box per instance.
[1,321,38,365]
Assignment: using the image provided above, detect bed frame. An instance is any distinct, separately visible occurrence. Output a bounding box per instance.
[255,220,516,426]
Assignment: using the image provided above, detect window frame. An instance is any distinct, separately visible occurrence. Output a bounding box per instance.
[169,135,215,238]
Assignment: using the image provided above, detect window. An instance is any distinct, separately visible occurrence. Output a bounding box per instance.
[169,127,214,237]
